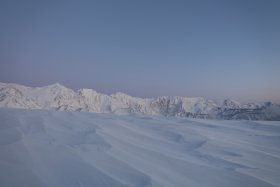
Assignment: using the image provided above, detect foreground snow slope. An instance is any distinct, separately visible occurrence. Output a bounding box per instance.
[1,82,280,120]
[1,108,280,187]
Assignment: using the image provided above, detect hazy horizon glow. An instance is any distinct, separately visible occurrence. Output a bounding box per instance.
[1,0,280,103]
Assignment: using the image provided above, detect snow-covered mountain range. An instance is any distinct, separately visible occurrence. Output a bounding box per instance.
[0,82,279,120]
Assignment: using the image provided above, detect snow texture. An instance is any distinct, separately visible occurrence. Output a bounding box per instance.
[0,108,280,187]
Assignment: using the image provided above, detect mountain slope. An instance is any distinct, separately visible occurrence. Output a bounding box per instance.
[0,82,279,120]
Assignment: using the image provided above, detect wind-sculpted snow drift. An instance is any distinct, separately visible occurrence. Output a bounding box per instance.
[0,108,280,187]
[0,82,280,120]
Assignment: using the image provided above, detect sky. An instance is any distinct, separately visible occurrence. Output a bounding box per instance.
[0,0,280,103]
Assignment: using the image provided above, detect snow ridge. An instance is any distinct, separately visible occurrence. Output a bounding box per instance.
[0,82,279,120]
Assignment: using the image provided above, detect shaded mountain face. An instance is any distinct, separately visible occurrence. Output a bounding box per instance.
[0,82,279,120]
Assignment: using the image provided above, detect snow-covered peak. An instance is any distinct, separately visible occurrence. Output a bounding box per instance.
[0,82,279,120]
[46,82,64,87]
[41,83,71,93]
[0,86,23,97]
[217,99,241,109]
[0,86,39,109]
[78,88,98,97]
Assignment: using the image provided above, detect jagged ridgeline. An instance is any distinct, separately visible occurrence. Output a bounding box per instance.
[0,82,279,120]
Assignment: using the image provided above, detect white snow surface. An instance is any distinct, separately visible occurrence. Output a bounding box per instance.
[0,108,280,187]
[0,82,280,120]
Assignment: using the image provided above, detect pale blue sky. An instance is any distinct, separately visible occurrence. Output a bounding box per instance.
[0,0,279,102]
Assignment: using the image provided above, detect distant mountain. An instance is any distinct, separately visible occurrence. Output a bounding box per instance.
[0,82,279,120]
